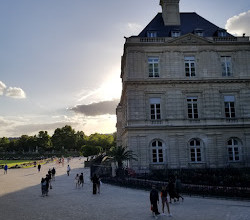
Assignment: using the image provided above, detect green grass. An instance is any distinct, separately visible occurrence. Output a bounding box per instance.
[0,160,35,167]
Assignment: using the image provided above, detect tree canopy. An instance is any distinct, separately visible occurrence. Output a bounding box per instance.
[0,126,116,156]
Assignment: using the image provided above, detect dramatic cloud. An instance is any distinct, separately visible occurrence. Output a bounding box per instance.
[76,66,122,104]
[7,121,80,137]
[0,81,7,95]
[70,99,119,116]
[226,10,250,36]
[5,87,26,99]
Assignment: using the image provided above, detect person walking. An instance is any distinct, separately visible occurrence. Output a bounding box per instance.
[175,176,184,202]
[37,164,41,172]
[168,178,177,203]
[74,174,80,188]
[79,173,84,187]
[161,186,171,216]
[4,164,8,174]
[97,176,101,194]
[41,178,46,197]
[45,174,50,196]
[51,167,56,181]
[67,165,71,176]
[91,174,99,194]
[150,185,160,218]
[47,170,52,189]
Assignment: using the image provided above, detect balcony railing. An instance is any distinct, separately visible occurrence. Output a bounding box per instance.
[126,36,249,43]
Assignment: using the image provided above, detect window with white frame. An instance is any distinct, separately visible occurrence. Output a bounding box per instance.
[185,56,196,77]
[150,98,161,120]
[227,138,240,161]
[189,139,202,162]
[148,57,159,77]
[171,31,181,37]
[221,56,232,76]
[187,97,198,119]
[147,31,157,38]
[218,30,227,37]
[194,29,204,37]
[224,96,235,118]
[151,140,164,163]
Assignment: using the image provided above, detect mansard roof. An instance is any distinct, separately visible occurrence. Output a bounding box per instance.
[138,12,233,38]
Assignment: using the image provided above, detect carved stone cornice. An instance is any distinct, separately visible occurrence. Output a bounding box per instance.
[123,78,250,86]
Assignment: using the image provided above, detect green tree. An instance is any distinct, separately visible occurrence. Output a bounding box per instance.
[75,131,86,151]
[87,133,115,153]
[37,131,52,152]
[27,136,37,152]
[0,137,10,152]
[16,135,30,152]
[7,139,18,152]
[51,125,77,151]
[80,145,101,161]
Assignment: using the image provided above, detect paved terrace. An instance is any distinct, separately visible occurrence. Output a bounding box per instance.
[0,158,250,220]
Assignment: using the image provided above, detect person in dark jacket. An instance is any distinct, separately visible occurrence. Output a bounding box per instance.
[41,178,46,197]
[79,173,84,187]
[150,185,160,217]
[91,174,99,194]
[45,174,50,196]
[37,164,41,172]
[4,164,8,174]
[51,167,56,181]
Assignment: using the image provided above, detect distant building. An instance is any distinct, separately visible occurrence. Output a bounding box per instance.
[116,0,250,172]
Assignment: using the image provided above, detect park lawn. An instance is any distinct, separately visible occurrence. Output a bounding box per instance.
[0,160,37,168]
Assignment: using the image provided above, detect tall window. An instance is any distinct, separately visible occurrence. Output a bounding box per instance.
[187,97,198,119]
[148,57,159,77]
[147,31,157,37]
[185,56,196,77]
[221,56,232,76]
[152,140,164,163]
[150,98,161,120]
[218,30,227,37]
[224,96,235,118]
[228,138,240,161]
[189,139,202,162]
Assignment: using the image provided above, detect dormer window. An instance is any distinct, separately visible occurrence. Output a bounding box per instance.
[171,30,181,38]
[147,31,157,37]
[218,30,227,37]
[194,29,204,37]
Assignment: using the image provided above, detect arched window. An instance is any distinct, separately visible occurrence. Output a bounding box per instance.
[227,138,241,161]
[151,140,164,163]
[189,139,202,162]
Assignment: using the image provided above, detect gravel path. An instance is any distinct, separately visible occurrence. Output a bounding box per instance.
[0,158,250,220]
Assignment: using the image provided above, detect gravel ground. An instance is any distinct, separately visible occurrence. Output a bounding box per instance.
[0,158,250,220]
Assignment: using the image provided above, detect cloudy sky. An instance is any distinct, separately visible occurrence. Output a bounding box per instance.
[0,0,250,137]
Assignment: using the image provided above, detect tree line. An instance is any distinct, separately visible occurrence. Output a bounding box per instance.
[0,125,116,158]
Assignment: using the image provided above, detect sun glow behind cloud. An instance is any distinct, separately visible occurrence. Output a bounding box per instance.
[76,65,122,104]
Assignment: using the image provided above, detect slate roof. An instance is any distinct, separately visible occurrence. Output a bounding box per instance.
[138,12,233,38]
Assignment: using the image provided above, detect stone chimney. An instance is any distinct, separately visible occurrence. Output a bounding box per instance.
[160,0,180,26]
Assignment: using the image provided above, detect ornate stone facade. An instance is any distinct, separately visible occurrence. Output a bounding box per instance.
[116,1,250,172]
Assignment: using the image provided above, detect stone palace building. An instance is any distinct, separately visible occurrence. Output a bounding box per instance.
[116,0,250,172]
